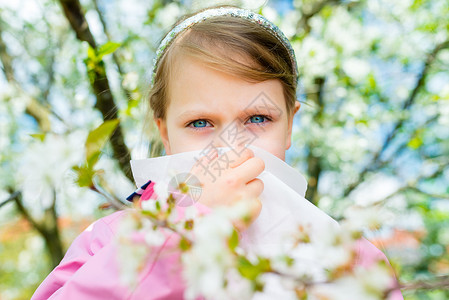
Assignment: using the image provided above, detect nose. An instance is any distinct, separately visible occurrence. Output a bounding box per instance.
[211,120,252,153]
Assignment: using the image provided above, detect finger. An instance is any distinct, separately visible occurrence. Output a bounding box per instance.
[232,156,265,185]
[247,196,262,220]
[245,178,264,197]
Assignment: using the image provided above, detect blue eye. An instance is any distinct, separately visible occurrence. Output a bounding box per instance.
[249,115,266,123]
[247,114,272,125]
[192,120,206,127]
[192,120,208,128]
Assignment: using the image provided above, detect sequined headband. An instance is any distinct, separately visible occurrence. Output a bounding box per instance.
[150,6,299,88]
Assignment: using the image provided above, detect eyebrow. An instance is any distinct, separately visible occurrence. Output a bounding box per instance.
[249,103,281,117]
[177,105,280,120]
[177,110,215,120]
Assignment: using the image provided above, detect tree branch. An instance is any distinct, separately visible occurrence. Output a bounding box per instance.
[59,0,96,48]
[294,0,340,36]
[0,191,21,209]
[12,191,45,235]
[43,188,65,267]
[409,186,449,200]
[41,42,57,103]
[58,0,133,182]
[305,77,326,204]
[400,275,449,291]
[91,183,128,211]
[375,162,448,204]
[343,39,449,197]
[10,189,65,268]
[0,21,14,82]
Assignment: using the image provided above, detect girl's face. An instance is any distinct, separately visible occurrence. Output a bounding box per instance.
[155,53,300,161]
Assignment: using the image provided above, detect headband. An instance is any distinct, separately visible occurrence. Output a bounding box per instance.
[150,6,299,88]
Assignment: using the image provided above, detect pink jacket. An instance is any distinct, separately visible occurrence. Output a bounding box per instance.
[32,182,403,299]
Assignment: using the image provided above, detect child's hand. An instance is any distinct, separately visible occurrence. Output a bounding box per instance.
[189,146,265,232]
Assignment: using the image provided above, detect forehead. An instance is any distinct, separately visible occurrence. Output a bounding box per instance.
[167,52,286,118]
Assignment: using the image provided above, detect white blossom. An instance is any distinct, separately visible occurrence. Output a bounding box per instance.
[296,36,337,78]
[342,58,371,82]
[153,180,170,201]
[16,131,87,216]
[155,2,182,29]
[144,227,166,248]
[343,205,394,231]
[180,205,198,220]
[182,206,244,299]
[140,198,160,213]
[122,71,139,91]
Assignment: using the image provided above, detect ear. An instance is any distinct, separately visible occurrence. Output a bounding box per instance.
[285,101,301,150]
[155,118,172,155]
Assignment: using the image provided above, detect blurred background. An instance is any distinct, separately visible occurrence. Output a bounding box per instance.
[0,0,448,299]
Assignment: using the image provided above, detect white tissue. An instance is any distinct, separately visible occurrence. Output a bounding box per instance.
[130,144,338,253]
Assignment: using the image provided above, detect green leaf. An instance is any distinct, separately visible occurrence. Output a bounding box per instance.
[367,73,377,90]
[85,119,120,163]
[281,254,295,267]
[72,164,96,188]
[408,130,424,149]
[237,256,256,279]
[87,45,97,62]
[179,236,192,251]
[408,136,423,149]
[87,151,102,168]
[411,0,424,10]
[237,256,271,281]
[124,99,140,116]
[30,133,46,142]
[228,229,239,251]
[98,42,121,60]
[321,5,333,19]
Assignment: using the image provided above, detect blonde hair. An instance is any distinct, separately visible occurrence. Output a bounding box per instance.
[149,5,297,121]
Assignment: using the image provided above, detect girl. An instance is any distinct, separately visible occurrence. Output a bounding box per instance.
[32,5,403,299]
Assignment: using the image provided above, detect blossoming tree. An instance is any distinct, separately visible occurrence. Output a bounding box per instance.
[0,0,448,299]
